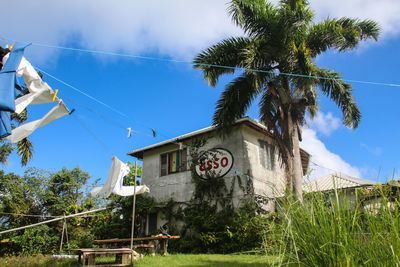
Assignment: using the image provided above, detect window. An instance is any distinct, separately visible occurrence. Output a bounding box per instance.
[258,140,275,170]
[160,149,187,176]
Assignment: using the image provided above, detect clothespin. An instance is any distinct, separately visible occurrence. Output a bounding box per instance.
[59,100,63,106]
[9,43,15,51]
[69,108,75,115]
[127,128,132,138]
[151,128,156,138]
[52,89,58,102]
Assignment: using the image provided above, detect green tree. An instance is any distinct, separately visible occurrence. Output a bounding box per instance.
[0,170,44,230]
[42,167,91,216]
[193,0,379,200]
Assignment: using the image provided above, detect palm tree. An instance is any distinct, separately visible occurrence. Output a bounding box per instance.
[0,110,33,166]
[193,0,379,200]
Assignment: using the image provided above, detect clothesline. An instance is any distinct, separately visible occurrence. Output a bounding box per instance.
[1,36,399,88]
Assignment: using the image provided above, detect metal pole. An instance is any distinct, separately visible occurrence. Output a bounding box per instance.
[0,207,107,235]
[59,217,65,253]
[130,162,138,250]
[65,218,70,250]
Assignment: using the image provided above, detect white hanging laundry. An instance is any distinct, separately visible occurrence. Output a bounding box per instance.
[7,101,70,143]
[14,58,56,114]
[91,156,149,198]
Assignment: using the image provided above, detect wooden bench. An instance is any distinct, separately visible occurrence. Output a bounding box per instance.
[68,248,135,266]
[93,236,180,256]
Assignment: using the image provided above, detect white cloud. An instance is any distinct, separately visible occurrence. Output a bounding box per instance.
[311,0,400,37]
[1,0,399,64]
[301,128,361,181]
[302,112,361,180]
[1,0,241,62]
[360,143,383,156]
[306,112,340,136]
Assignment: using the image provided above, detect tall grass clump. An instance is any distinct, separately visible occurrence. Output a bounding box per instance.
[272,184,400,266]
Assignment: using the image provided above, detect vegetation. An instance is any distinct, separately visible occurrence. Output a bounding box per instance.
[0,167,95,255]
[158,139,271,254]
[268,184,400,266]
[0,253,277,267]
[1,163,400,265]
[193,0,380,199]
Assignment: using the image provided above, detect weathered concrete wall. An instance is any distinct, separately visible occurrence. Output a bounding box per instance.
[241,126,287,211]
[141,126,248,205]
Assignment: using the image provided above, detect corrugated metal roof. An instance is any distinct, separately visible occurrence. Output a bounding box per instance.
[303,174,377,193]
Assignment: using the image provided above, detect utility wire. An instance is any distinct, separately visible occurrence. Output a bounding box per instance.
[1,36,398,88]
[70,113,113,155]
[36,67,131,120]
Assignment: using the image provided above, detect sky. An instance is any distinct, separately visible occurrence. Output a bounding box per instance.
[1,0,400,185]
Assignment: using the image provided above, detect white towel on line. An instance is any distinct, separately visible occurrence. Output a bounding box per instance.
[91,156,149,197]
[7,102,69,143]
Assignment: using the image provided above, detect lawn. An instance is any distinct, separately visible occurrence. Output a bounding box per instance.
[0,253,277,267]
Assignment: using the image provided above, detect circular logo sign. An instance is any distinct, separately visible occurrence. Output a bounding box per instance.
[195,148,234,179]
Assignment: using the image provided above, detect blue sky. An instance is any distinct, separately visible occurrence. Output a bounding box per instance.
[1,0,400,185]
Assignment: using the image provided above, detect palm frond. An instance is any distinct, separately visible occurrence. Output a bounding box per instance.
[10,109,27,125]
[16,137,34,166]
[228,0,280,39]
[193,37,253,87]
[279,0,314,35]
[306,18,380,57]
[316,68,361,128]
[0,141,13,165]
[213,71,272,133]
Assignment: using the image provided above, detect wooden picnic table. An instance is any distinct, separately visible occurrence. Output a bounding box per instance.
[93,235,180,256]
[68,248,135,266]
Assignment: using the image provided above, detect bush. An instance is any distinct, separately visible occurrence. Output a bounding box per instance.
[13,225,59,255]
[169,201,271,254]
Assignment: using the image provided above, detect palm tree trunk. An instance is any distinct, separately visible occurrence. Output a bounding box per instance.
[284,109,304,201]
[291,124,304,202]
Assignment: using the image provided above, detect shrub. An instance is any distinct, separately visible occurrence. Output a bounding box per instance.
[13,225,59,255]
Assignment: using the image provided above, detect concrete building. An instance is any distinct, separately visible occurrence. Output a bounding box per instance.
[128,117,310,234]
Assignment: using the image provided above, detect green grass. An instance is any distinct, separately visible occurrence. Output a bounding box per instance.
[0,254,277,267]
[136,254,277,266]
[273,186,400,266]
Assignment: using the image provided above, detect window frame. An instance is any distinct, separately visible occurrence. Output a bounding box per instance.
[160,148,188,176]
[258,140,275,171]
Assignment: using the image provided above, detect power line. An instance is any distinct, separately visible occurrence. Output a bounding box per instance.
[2,36,399,88]
[70,113,114,155]
[36,67,131,121]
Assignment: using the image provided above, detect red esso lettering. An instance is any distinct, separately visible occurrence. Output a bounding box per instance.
[198,156,230,172]
[213,160,219,169]
[221,157,228,167]
[199,160,205,171]
[206,160,213,170]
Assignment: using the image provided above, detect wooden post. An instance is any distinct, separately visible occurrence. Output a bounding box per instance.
[160,239,167,256]
[149,240,156,256]
[59,217,65,253]
[130,162,138,250]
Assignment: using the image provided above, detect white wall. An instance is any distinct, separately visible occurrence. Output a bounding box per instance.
[140,124,288,214]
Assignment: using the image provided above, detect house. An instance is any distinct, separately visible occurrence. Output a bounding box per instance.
[303,174,400,213]
[303,174,378,194]
[128,118,311,234]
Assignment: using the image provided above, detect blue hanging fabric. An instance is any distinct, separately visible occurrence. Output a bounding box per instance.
[0,111,11,138]
[0,42,31,138]
[0,42,30,111]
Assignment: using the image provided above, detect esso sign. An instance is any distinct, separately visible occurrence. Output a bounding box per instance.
[195,148,234,179]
